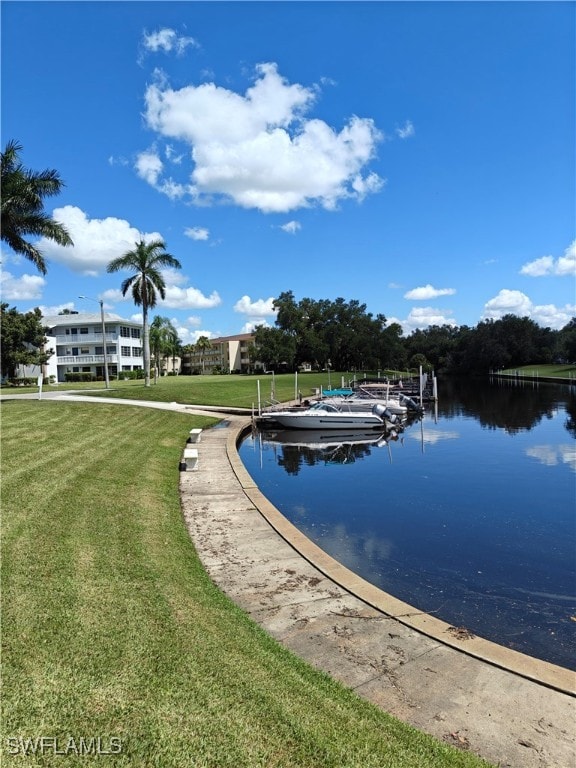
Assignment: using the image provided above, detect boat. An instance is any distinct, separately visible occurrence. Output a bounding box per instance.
[321,385,423,416]
[258,400,402,430]
[321,391,408,416]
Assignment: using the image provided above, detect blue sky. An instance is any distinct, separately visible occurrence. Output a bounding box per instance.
[2,1,574,344]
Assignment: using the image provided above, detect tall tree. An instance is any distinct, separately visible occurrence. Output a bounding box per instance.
[107,239,181,387]
[0,304,53,380]
[1,140,73,274]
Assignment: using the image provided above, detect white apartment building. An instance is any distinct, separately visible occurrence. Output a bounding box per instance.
[42,312,144,382]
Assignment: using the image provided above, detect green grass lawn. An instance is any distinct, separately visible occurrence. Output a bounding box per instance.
[2,372,329,407]
[1,400,492,767]
[499,363,576,378]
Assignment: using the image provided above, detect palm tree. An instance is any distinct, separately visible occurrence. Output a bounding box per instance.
[149,315,179,382]
[195,335,212,374]
[167,329,181,375]
[1,140,73,274]
[107,239,181,387]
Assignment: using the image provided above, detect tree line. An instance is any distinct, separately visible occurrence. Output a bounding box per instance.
[254,291,576,375]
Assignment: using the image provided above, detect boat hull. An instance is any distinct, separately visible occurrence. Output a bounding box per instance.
[262,411,385,429]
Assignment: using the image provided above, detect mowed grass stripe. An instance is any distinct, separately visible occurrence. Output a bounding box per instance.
[1,401,491,767]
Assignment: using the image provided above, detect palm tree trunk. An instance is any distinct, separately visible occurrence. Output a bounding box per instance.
[143,305,151,387]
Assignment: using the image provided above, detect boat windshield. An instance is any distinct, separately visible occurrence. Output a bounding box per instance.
[309,402,340,413]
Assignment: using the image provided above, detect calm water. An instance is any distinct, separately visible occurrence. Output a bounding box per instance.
[239,378,576,670]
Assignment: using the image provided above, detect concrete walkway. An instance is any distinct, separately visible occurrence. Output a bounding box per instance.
[5,392,575,767]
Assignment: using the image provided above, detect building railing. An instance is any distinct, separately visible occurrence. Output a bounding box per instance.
[57,355,119,365]
[54,333,118,345]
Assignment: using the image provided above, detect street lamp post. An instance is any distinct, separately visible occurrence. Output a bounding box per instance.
[78,295,110,389]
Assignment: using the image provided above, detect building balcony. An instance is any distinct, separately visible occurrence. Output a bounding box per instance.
[57,354,119,365]
[54,333,118,345]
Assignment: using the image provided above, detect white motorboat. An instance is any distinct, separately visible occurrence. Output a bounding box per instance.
[321,386,423,416]
[322,394,408,416]
[259,401,401,430]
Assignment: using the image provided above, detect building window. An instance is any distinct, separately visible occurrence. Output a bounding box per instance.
[131,328,140,338]
[72,367,79,372]
[82,366,91,372]
[121,346,130,356]
[80,327,88,334]
[106,345,115,355]
[121,326,131,338]
[80,347,89,354]
[71,328,78,335]
[132,347,142,357]
[122,365,131,371]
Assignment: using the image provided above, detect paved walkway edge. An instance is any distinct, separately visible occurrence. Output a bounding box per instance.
[228,421,575,698]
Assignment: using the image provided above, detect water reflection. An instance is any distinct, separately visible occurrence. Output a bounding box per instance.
[442,376,575,434]
[240,379,576,669]
[525,444,576,471]
[258,427,401,475]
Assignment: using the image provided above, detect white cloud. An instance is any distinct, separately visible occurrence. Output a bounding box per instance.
[396,120,415,139]
[530,303,576,329]
[241,319,272,333]
[0,270,45,300]
[135,150,163,186]
[140,62,384,212]
[233,295,277,316]
[280,221,301,234]
[483,288,532,318]
[404,307,457,331]
[141,28,199,56]
[520,240,576,277]
[161,267,188,287]
[35,206,163,274]
[134,150,192,199]
[38,302,76,316]
[388,307,458,334]
[100,288,125,304]
[184,226,210,241]
[183,328,215,344]
[482,289,575,329]
[404,284,456,300]
[558,240,576,275]
[161,285,221,310]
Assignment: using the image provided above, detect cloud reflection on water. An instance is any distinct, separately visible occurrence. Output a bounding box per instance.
[526,444,576,471]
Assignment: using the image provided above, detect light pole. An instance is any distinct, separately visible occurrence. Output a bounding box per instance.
[78,295,110,389]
